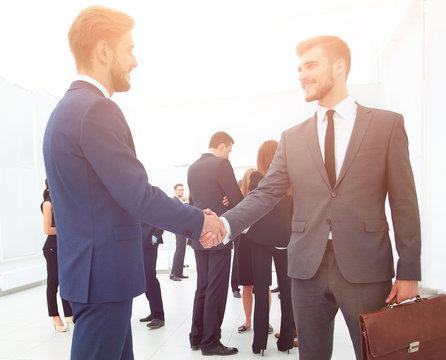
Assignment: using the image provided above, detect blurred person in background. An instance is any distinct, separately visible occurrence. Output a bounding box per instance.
[41,179,73,332]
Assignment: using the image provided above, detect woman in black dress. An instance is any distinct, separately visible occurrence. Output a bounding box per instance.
[41,179,73,332]
[247,140,295,355]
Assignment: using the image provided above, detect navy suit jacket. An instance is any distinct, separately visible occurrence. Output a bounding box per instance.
[43,80,204,303]
[187,153,243,250]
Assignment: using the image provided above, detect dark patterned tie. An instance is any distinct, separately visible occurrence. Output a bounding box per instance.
[325,110,336,188]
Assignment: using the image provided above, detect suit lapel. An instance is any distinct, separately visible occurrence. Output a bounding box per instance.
[335,104,372,187]
[305,113,332,188]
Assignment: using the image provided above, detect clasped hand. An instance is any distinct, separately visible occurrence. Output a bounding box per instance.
[385,279,419,304]
[199,209,226,248]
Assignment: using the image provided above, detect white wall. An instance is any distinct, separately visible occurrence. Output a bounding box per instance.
[419,0,446,291]
[0,78,57,292]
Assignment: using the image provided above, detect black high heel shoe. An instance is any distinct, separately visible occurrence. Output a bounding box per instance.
[252,345,265,356]
[277,343,293,354]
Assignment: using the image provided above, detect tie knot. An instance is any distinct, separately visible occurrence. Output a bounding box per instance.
[326,109,334,121]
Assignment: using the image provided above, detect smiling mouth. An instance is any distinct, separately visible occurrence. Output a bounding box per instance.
[301,81,314,90]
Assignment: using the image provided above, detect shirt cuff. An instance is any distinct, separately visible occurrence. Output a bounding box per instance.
[151,235,158,243]
[220,217,232,245]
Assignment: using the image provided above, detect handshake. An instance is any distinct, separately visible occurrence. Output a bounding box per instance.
[199,209,227,248]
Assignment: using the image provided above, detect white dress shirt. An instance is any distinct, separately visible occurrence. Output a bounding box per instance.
[174,195,186,204]
[222,96,358,244]
[316,95,357,178]
[77,74,111,99]
[317,95,357,239]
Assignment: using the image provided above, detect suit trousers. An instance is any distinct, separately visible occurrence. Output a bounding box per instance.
[251,243,294,350]
[171,235,187,276]
[190,249,231,350]
[291,241,392,360]
[143,242,164,321]
[272,248,295,350]
[43,248,72,317]
[231,236,240,292]
[70,300,134,360]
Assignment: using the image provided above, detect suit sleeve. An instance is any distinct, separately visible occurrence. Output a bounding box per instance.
[80,99,204,241]
[217,159,243,208]
[386,114,421,280]
[223,132,291,237]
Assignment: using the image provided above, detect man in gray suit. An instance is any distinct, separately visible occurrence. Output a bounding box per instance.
[170,183,189,281]
[220,36,421,359]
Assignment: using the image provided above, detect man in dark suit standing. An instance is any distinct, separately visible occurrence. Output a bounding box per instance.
[139,226,165,329]
[187,131,244,356]
[219,36,421,360]
[170,183,189,281]
[42,6,224,360]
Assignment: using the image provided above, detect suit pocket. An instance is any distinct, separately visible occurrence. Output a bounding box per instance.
[114,224,142,241]
[292,221,306,232]
[364,219,389,232]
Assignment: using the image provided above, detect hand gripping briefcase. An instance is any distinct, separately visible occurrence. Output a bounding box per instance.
[359,294,446,359]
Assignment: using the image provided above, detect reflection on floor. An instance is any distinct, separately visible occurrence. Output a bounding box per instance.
[0,270,355,359]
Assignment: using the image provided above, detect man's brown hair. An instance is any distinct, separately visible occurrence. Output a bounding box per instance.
[296,36,351,78]
[68,6,134,70]
[208,131,234,149]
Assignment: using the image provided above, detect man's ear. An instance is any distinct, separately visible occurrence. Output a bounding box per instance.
[96,40,109,64]
[334,58,346,77]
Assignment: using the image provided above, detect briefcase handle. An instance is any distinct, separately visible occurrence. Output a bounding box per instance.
[386,295,423,309]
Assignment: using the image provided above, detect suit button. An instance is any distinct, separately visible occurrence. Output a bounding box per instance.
[331,192,337,198]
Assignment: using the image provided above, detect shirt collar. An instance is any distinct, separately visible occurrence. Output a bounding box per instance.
[77,75,111,99]
[316,95,356,123]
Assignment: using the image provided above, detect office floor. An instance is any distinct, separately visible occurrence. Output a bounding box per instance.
[0,270,356,359]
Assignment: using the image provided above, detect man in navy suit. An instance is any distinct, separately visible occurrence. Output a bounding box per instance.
[42,6,224,360]
[187,132,243,356]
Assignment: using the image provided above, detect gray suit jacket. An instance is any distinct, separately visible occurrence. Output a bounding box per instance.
[223,104,421,284]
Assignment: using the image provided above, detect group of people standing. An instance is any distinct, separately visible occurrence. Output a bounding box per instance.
[186,132,296,355]
[41,5,421,360]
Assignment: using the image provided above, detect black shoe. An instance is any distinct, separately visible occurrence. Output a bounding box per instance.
[232,290,241,298]
[270,286,280,293]
[146,319,164,329]
[170,274,182,281]
[139,314,153,322]
[237,324,251,333]
[277,343,293,353]
[202,343,238,356]
[252,345,265,356]
[178,274,189,279]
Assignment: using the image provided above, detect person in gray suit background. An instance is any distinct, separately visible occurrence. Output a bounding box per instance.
[219,36,421,360]
[170,183,189,281]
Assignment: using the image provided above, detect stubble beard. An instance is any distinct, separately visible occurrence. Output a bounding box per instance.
[305,72,335,103]
[111,60,131,93]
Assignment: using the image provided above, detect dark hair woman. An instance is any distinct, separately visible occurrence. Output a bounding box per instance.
[41,179,73,332]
